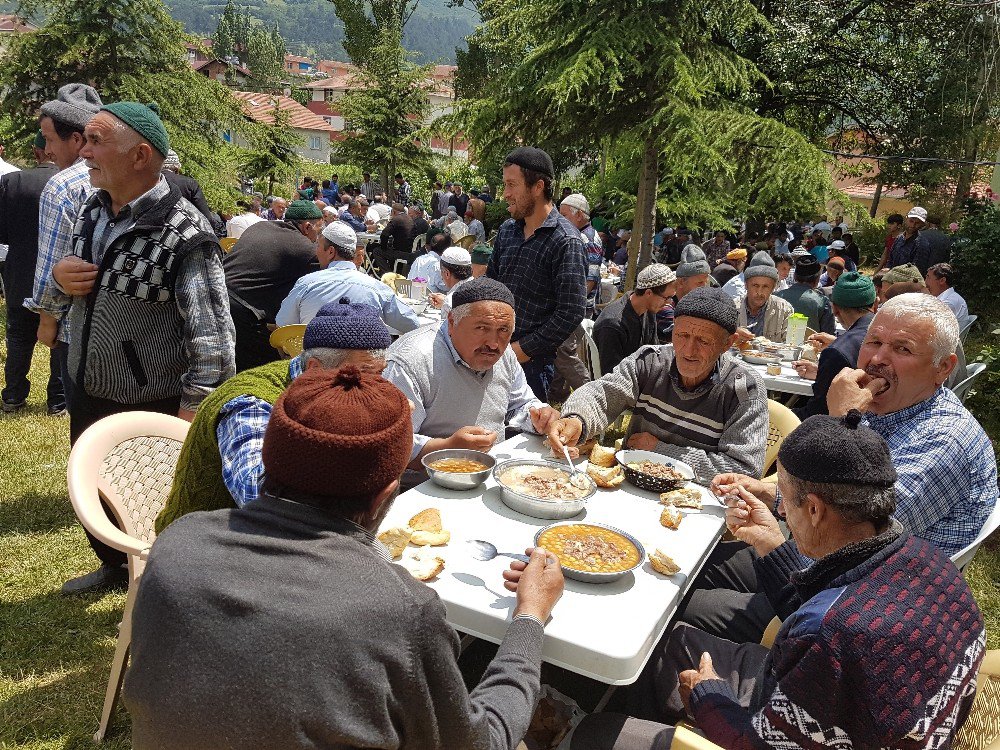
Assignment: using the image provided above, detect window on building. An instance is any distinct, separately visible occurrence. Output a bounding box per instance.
[309,135,322,150]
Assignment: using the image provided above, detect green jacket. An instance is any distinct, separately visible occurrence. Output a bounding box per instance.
[774,283,835,334]
[155,359,292,533]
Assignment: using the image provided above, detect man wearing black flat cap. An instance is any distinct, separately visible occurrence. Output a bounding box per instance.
[487,147,587,399]
[774,255,835,334]
[549,287,768,478]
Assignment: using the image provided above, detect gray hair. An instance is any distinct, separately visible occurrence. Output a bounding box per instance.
[783,474,896,528]
[873,292,959,365]
[301,347,386,368]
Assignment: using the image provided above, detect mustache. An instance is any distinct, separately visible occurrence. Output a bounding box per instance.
[475,346,501,355]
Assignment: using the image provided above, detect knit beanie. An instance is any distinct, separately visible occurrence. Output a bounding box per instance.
[471,244,493,265]
[744,250,779,282]
[503,146,555,179]
[286,199,324,220]
[676,244,711,277]
[636,263,677,290]
[262,367,412,499]
[561,193,590,216]
[883,263,923,286]
[451,276,516,309]
[163,149,181,171]
[778,411,897,488]
[794,256,821,282]
[673,287,738,334]
[321,219,357,249]
[40,83,103,130]
[831,272,876,308]
[33,130,45,150]
[305,301,391,350]
[100,102,170,157]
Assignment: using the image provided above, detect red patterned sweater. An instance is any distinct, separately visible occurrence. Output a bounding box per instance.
[690,526,985,749]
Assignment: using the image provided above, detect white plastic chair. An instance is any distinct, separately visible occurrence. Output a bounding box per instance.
[411,234,426,254]
[960,314,978,345]
[581,325,602,381]
[951,499,1000,572]
[949,362,987,403]
[66,411,191,741]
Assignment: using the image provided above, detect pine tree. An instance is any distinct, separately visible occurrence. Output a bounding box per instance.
[213,0,238,60]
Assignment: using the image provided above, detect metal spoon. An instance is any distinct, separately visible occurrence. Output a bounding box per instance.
[467,540,529,563]
[561,444,591,490]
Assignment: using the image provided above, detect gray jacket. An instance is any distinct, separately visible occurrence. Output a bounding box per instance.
[735,293,793,342]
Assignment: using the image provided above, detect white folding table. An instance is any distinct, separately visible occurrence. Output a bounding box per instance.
[378,433,727,685]
[746,361,815,399]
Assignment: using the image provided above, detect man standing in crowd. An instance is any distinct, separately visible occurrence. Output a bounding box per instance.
[382,202,413,253]
[701,229,730,268]
[0,130,64,415]
[359,172,378,201]
[925,262,970,328]
[574,413,984,750]
[277,220,420,333]
[876,212,905,269]
[921,214,953,268]
[464,207,486,244]
[550,288,768,479]
[887,206,929,270]
[161,149,223,235]
[125,366,565,749]
[733,252,792,343]
[775,256,835,333]
[393,172,412,205]
[157,302,391,529]
[487,147,586,399]
[51,102,235,594]
[224,200,323,372]
[593,264,675,375]
[449,181,470,216]
[468,187,486,222]
[559,193,602,317]
[792,271,876,417]
[407,203,429,246]
[683,292,996,644]
[26,84,104,402]
[431,180,448,219]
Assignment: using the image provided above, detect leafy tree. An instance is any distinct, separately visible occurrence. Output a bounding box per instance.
[332,32,434,193]
[457,0,834,288]
[328,0,421,68]
[238,102,303,195]
[212,0,238,59]
[0,0,256,210]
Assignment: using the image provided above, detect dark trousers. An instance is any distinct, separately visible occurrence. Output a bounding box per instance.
[548,326,591,403]
[521,357,555,403]
[2,302,64,409]
[231,302,280,374]
[675,540,776,644]
[69,388,180,568]
[573,623,769,749]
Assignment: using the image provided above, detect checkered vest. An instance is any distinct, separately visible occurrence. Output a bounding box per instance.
[67,185,219,404]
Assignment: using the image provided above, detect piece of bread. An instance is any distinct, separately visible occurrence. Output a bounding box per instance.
[589,444,617,469]
[410,529,451,546]
[659,506,683,530]
[377,527,412,559]
[403,546,445,581]
[409,508,442,533]
[614,438,623,452]
[659,488,703,509]
[649,548,681,575]
[587,463,624,488]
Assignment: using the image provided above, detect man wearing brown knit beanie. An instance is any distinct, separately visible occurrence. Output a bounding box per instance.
[124,366,565,750]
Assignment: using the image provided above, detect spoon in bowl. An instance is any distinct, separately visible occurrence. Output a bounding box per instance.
[561,444,591,490]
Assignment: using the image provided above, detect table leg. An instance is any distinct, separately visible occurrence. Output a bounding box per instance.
[592,684,617,713]
[459,633,477,654]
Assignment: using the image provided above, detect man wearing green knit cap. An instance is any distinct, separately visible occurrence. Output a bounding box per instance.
[791,270,876,417]
[51,101,236,595]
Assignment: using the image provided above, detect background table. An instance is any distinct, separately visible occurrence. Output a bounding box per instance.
[745,360,814,397]
[378,433,727,684]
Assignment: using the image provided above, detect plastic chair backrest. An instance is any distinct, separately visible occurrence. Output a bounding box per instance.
[951,498,1000,572]
[269,324,307,357]
[67,411,190,557]
[950,362,987,403]
[960,314,978,345]
[458,234,477,250]
[763,399,800,476]
[581,326,602,381]
[953,649,1000,750]
[670,725,723,749]
[411,234,427,254]
[220,237,237,253]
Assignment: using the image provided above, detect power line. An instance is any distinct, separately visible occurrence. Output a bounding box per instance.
[821,148,1000,167]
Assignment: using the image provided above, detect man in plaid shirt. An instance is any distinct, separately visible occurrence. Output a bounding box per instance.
[681,292,997,645]
[487,147,587,399]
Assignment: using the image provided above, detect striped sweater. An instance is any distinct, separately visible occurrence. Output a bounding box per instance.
[562,345,768,477]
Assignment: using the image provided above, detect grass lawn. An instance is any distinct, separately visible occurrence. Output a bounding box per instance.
[1,305,998,747]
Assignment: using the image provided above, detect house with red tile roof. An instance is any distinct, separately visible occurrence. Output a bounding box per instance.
[0,14,36,53]
[231,91,337,162]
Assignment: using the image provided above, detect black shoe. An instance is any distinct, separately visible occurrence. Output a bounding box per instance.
[47,404,68,417]
[61,565,129,595]
[1,399,26,414]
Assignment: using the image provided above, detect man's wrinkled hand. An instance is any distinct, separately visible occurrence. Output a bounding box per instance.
[449,425,498,452]
[37,312,59,348]
[547,417,583,449]
[626,432,658,451]
[529,406,560,435]
[792,359,818,381]
[503,546,564,622]
[53,256,99,296]
[679,653,722,716]
[807,332,835,351]
[828,368,885,417]
[725,486,784,556]
[733,327,755,345]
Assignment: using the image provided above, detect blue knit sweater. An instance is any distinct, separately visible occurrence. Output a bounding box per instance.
[690,525,985,748]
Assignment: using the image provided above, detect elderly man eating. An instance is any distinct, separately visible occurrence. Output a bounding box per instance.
[573,413,985,750]
[125,367,565,749]
[549,287,768,478]
[156,302,391,531]
[732,251,792,344]
[681,291,997,644]
[384,277,558,479]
